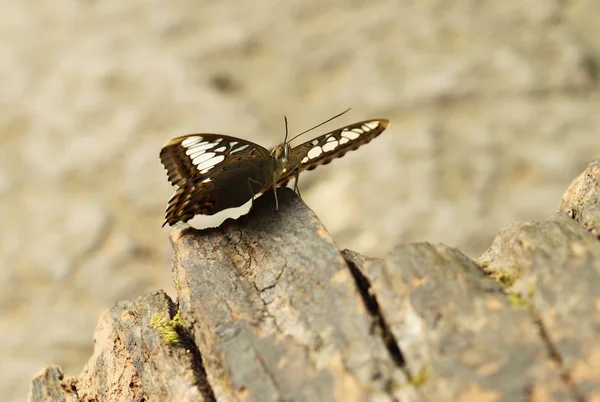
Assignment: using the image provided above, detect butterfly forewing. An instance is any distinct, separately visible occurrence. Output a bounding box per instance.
[160,134,271,226]
[161,134,270,187]
[277,119,389,186]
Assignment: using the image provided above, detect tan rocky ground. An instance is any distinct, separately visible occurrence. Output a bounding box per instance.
[2,1,600,400]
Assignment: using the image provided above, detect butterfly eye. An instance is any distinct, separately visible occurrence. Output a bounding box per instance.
[271,145,287,160]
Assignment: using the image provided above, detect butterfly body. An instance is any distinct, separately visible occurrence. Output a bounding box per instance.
[160,118,389,226]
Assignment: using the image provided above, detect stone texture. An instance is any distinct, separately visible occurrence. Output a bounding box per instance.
[4,0,600,400]
[29,175,600,401]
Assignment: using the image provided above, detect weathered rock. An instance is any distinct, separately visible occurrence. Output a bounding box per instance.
[29,161,600,401]
[29,366,77,402]
[560,159,600,239]
[30,291,214,402]
[345,245,571,401]
[170,189,411,402]
[477,160,600,401]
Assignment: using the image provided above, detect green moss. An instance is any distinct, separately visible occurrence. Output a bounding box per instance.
[588,219,596,227]
[150,311,185,345]
[507,291,534,313]
[527,284,536,298]
[491,265,521,288]
[409,366,429,387]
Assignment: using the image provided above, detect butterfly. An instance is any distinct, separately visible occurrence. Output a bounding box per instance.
[160,113,389,227]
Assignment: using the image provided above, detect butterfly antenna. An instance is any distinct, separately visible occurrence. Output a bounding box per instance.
[288,107,352,143]
[283,114,289,144]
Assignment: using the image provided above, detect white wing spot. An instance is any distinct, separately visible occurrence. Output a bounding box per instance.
[308,147,323,159]
[186,142,216,155]
[322,141,339,152]
[181,136,202,148]
[188,149,211,159]
[302,157,309,164]
[201,178,212,183]
[342,130,360,140]
[213,146,227,152]
[230,144,250,154]
[326,136,337,142]
[365,122,379,130]
[339,137,349,145]
[312,139,320,146]
[192,152,215,165]
[196,154,225,171]
[229,141,238,147]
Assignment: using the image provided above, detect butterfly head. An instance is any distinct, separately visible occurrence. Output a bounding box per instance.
[270,142,292,176]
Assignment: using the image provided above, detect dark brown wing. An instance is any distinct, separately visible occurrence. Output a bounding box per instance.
[162,162,271,226]
[160,133,270,187]
[277,119,389,186]
[160,134,271,226]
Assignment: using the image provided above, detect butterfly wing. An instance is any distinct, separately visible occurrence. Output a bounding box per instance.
[277,119,389,186]
[160,134,271,226]
[161,134,271,187]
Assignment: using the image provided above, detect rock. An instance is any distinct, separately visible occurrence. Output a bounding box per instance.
[29,161,600,401]
[30,291,211,402]
[560,159,600,238]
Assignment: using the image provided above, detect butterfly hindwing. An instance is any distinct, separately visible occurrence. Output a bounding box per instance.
[163,161,273,226]
[277,119,389,186]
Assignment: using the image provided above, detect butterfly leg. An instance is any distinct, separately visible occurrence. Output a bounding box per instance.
[247,178,261,210]
[293,169,302,198]
[272,173,279,210]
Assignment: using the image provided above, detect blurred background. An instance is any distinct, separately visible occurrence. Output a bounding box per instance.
[2,0,600,400]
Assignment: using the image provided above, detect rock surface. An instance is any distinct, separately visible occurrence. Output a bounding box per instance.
[30,161,600,401]
[6,1,600,400]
